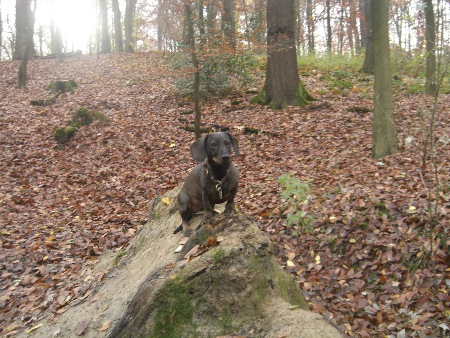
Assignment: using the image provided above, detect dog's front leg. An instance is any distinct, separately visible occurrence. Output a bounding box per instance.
[202,192,214,224]
[224,187,237,214]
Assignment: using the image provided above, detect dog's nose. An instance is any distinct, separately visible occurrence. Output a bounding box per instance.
[221,155,231,162]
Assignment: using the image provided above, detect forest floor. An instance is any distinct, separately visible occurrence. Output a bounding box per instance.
[0,52,449,337]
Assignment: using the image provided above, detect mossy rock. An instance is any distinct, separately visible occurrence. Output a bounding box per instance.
[47,80,78,94]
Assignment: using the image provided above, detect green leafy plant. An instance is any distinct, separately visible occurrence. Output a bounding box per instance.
[277,173,315,233]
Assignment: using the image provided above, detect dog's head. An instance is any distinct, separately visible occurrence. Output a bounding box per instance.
[190,132,240,164]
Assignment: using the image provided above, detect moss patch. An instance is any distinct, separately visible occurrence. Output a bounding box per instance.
[54,107,109,144]
[150,278,197,338]
[47,80,78,94]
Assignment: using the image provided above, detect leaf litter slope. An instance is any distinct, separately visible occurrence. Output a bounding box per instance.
[0,53,449,337]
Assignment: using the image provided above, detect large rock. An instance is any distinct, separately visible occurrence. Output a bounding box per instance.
[22,187,343,338]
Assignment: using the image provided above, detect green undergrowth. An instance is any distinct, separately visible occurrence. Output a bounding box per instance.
[54,107,109,144]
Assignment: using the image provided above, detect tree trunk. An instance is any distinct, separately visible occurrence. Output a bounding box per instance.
[157,0,164,51]
[306,0,314,54]
[185,2,201,140]
[99,0,111,54]
[349,0,360,53]
[362,0,374,74]
[14,0,34,60]
[326,0,332,54]
[206,1,219,42]
[253,0,266,51]
[371,0,398,159]
[50,0,63,61]
[253,0,312,109]
[18,0,36,88]
[0,0,3,60]
[112,0,124,52]
[23,187,343,338]
[424,0,437,95]
[124,0,137,52]
[222,0,236,50]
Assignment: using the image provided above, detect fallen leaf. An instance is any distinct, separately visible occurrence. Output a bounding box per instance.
[99,320,111,332]
[75,321,88,336]
[26,324,43,334]
[161,197,170,205]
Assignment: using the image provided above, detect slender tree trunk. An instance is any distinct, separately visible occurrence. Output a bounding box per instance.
[112,0,124,52]
[184,2,201,139]
[424,0,437,95]
[206,1,218,42]
[198,0,205,36]
[362,0,374,74]
[371,0,398,159]
[326,0,332,54]
[306,0,314,54]
[124,0,137,52]
[222,0,236,50]
[157,0,164,51]
[0,0,3,60]
[99,0,111,53]
[50,0,63,60]
[349,0,360,53]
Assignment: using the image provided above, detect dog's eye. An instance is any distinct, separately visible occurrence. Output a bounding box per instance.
[211,142,218,147]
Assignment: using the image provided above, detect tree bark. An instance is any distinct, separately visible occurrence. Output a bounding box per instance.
[99,0,112,54]
[306,0,314,54]
[124,0,138,52]
[362,0,374,74]
[222,0,236,50]
[0,0,3,60]
[14,0,34,60]
[424,0,437,95]
[50,0,63,61]
[326,0,332,54]
[371,0,398,159]
[112,0,124,52]
[253,0,312,109]
[184,2,201,140]
[18,0,36,88]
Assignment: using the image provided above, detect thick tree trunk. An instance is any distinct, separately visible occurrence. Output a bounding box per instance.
[124,0,137,52]
[18,0,36,88]
[362,0,374,74]
[424,0,437,95]
[14,0,34,60]
[253,0,312,109]
[99,0,112,54]
[222,0,236,50]
[20,187,343,338]
[371,0,398,159]
[112,0,124,52]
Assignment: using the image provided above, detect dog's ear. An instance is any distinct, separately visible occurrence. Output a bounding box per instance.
[190,134,208,162]
[227,132,240,156]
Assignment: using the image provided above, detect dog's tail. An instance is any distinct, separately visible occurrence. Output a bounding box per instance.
[173,224,183,234]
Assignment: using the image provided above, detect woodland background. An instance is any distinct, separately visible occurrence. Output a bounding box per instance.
[1,0,450,337]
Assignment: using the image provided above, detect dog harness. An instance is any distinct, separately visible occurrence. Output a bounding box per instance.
[204,161,230,200]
